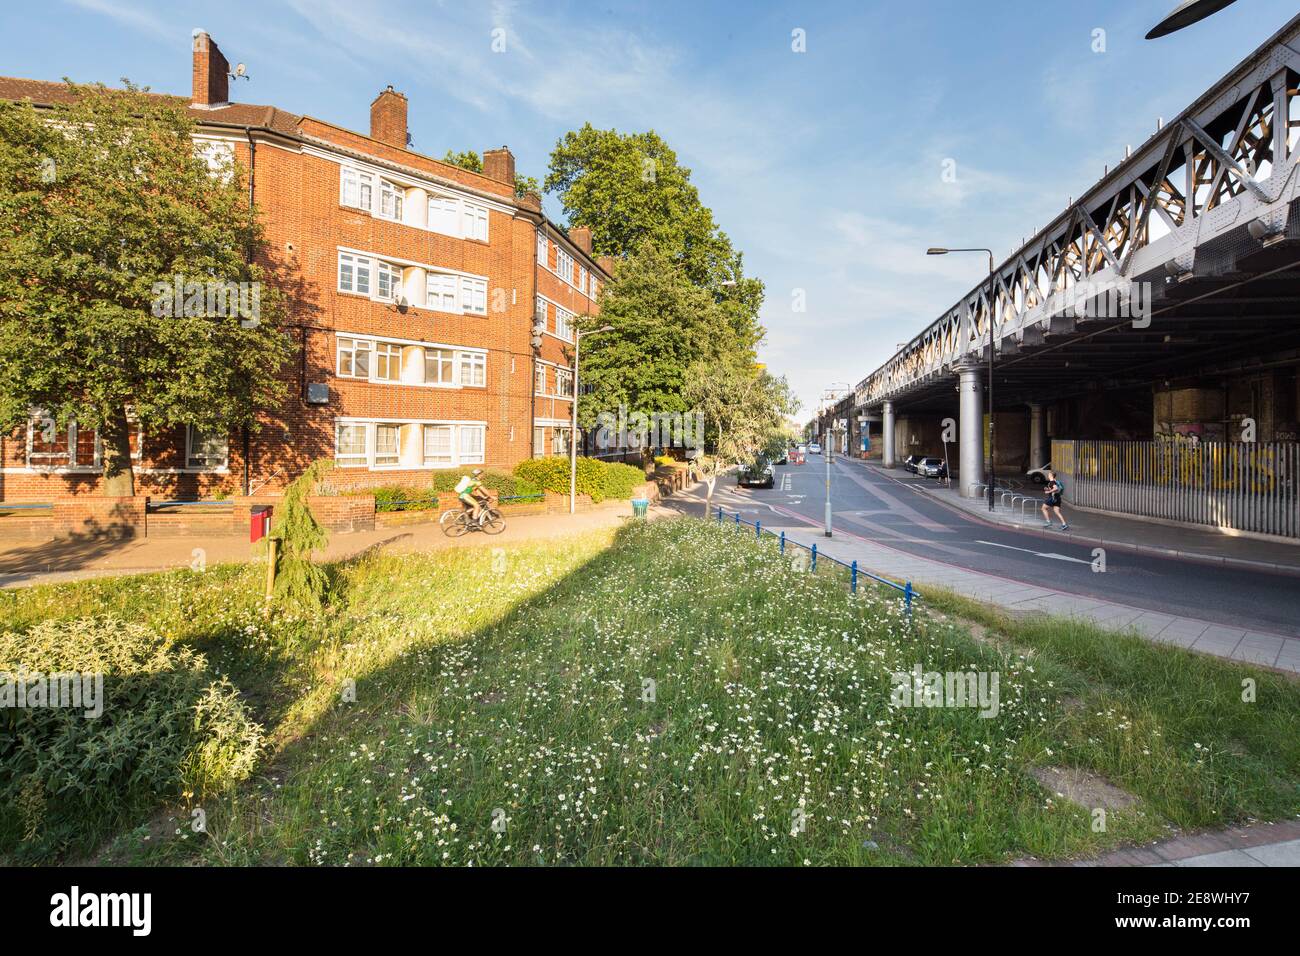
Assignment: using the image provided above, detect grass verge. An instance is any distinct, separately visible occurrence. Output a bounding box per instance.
[2,518,1296,865]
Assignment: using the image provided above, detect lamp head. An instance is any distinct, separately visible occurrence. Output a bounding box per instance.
[926,247,949,256]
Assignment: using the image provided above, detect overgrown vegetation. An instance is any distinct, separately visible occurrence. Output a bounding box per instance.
[0,617,263,862]
[1,519,1295,866]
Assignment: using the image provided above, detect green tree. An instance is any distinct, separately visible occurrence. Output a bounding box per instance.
[0,81,293,496]
[545,124,738,287]
[684,363,799,515]
[442,148,540,198]
[576,243,744,433]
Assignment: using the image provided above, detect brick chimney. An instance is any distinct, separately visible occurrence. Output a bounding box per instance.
[191,30,229,108]
[597,255,617,277]
[569,226,593,254]
[370,86,408,148]
[483,147,515,187]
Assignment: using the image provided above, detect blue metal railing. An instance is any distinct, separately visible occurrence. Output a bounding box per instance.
[715,506,917,618]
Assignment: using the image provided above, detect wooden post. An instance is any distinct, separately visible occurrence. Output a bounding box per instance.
[265,537,277,601]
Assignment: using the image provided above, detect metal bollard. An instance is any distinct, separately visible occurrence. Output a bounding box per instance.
[755,520,761,539]
[904,581,913,621]
[734,513,741,527]
[716,507,722,523]
[851,560,858,594]
[780,531,785,554]
[811,543,818,572]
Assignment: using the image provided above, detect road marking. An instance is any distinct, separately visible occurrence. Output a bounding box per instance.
[976,540,1093,565]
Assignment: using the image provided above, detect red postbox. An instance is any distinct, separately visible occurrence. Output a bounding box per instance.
[250,505,272,543]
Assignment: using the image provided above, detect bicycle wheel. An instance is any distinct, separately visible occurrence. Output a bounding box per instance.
[441,509,470,537]
[481,509,506,535]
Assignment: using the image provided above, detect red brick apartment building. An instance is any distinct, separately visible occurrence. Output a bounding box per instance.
[0,31,611,502]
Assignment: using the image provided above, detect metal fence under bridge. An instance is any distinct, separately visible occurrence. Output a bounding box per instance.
[1052,440,1300,539]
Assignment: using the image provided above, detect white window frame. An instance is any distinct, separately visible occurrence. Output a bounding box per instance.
[376,261,402,302]
[461,276,488,316]
[336,336,373,379]
[554,306,574,342]
[377,179,405,221]
[373,423,402,468]
[537,232,548,263]
[534,363,547,396]
[422,424,453,466]
[424,348,455,386]
[185,425,229,470]
[373,341,402,382]
[578,267,587,293]
[340,167,375,212]
[556,248,574,284]
[335,422,370,467]
[556,368,573,398]
[459,424,485,465]
[459,351,487,387]
[426,272,459,313]
[463,201,489,242]
[338,251,372,296]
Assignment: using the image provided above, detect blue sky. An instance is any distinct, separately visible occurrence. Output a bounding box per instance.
[2,0,1295,416]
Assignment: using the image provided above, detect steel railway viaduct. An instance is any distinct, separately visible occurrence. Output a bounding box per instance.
[820,15,1300,541]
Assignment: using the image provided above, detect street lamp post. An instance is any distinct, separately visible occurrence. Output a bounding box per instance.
[823,383,850,537]
[569,324,613,515]
[927,247,997,511]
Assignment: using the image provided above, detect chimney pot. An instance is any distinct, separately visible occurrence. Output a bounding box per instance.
[483,147,516,187]
[370,87,409,148]
[191,31,230,108]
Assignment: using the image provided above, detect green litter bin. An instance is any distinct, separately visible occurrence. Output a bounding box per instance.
[631,498,649,518]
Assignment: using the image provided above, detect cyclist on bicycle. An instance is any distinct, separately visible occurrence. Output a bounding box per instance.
[454,468,491,522]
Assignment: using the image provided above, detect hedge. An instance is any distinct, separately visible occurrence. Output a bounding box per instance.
[364,470,542,512]
[513,456,646,503]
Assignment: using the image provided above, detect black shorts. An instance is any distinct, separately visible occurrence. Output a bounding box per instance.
[1046,494,1062,507]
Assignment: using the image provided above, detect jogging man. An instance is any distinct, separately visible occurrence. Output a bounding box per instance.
[1040,469,1070,531]
[454,468,491,522]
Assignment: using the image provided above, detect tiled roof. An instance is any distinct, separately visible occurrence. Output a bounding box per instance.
[0,76,303,135]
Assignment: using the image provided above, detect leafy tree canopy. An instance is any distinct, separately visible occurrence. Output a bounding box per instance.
[0,80,294,495]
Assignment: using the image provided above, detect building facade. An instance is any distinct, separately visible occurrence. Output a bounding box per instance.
[0,31,611,502]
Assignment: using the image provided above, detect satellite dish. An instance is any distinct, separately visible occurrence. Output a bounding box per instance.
[233,63,246,77]
[1146,0,1238,39]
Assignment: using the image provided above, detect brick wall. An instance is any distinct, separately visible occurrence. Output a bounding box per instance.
[52,496,147,538]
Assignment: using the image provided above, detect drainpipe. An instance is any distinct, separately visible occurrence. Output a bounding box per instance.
[242,128,257,497]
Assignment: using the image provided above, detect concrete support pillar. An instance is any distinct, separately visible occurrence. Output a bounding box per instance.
[956,361,984,498]
[882,401,896,468]
[1028,402,1047,470]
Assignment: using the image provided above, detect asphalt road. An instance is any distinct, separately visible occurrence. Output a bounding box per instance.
[698,454,1300,637]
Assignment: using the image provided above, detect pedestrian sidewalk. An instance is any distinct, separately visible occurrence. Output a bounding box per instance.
[874,462,1300,577]
[1014,818,1300,867]
[0,499,664,589]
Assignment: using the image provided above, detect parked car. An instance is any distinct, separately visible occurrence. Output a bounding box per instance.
[917,457,948,478]
[738,456,775,489]
[773,449,789,465]
[903,454,921,473]
[808,442,822,454]
[1026,463,1052,484]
